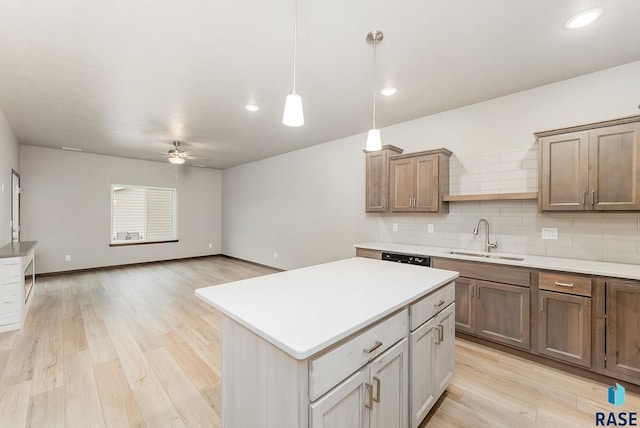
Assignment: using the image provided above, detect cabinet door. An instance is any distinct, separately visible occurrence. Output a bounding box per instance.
[454,278,475,334]
[369,338,408,428]
[605,281,640,380]
[366,151,389,212]
[413,155,439,212]
[434,304,455,396]
[540,132,589,211]
[589,123,640,210]
[310,369,369,428]
[476,281,530,350]
[390,158,414,212]
[409,318,436,428]
[538,291,591,367]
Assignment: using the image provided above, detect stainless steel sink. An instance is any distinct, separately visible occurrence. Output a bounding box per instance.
[446,250,524,262]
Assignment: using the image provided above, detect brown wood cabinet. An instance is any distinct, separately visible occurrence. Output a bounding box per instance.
[389,149,451,213]
[355,248,382,260]
[432,257,531,351]
[364,145,403,212]
[605,280,640,382]
[537,116,640,211]
[537,271,593,368]
[475,280,530,350]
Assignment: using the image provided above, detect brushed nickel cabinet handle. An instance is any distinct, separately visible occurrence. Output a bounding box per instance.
[409,198,412,207]
[365,383,373,409]
[470,284,474,298]
[436,324,444,344]
[591,191,595,207]
[582,190,586,206]
[554,281,574,288]
[373,377,381,403]
[540,297,544,312]
[363,340,383,354]
[434,299,446,308]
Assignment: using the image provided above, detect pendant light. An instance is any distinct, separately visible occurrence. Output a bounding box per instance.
[282,0,304,127]
[365,30,383,151]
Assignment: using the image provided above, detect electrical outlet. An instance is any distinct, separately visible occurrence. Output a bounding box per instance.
[274,252,278,259]
[208,243,212,249]
[65,255,71,261]
[427,224,435,233]
[542,227,558,240]
[392,223,398,232]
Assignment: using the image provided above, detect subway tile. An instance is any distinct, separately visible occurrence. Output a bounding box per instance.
[500,170,528,181]
[545,246,603,261]
[574,238,637,252]
[521,159,538,170]
[603,251,640,265]
[603,228,640,241]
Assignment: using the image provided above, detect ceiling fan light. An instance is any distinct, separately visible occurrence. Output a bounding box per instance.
[169,156,185,165]
[366,129,382,151]
[282,92,304,127]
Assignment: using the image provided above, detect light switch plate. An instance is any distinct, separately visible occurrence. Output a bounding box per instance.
[392,223,398,232]
[427,224,434,233]
[542,227,558,240]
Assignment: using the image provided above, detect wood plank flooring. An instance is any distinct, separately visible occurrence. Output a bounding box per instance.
[0,255,637,427]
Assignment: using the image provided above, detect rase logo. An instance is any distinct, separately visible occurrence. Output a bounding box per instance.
[596,383,637,426]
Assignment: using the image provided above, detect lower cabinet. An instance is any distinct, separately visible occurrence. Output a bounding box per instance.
[605,280,640,381]
[452,276,530,350]
[538,290,591,367]
[409,303,455,428]
[476,281,530,350]
[310,338,408,428]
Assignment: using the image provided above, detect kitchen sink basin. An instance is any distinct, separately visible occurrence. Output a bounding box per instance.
[446,250,524,262]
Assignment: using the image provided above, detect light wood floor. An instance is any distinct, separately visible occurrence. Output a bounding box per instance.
[0,256,637,427]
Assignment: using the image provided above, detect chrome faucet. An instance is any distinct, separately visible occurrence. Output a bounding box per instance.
[473,218,498,253]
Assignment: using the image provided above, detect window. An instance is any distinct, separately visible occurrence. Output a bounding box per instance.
[111,185,177,245]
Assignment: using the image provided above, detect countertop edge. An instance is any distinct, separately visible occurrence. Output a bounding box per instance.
[354,242,640,281]
[0,241,38,259]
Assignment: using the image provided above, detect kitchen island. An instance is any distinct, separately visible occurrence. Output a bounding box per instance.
[196,257,458,428]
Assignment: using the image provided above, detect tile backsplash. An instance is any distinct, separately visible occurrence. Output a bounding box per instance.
[377,145,640,265]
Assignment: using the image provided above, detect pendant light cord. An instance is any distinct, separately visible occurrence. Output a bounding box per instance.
[292,0,298,93]
[372,35,377,129]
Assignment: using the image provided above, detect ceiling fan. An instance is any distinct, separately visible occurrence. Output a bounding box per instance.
[167,140,188,165]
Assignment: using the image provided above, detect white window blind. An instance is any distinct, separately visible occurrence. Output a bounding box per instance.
[111,185,177,243]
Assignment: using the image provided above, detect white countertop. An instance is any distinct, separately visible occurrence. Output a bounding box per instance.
[195,257,458,360]
[355,242,640,280]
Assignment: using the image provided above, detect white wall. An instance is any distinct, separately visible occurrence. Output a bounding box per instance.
[20,145,222,273]
[223,60,640,269]
[0,111,19,247]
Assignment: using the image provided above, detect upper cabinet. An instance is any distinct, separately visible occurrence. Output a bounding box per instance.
[537,115,640,211]
[389,148,452,213]
[364,145,403,212]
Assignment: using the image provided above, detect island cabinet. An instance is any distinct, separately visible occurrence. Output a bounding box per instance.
[0,241,37,333]
[432,257,531,350]
[537,115,640,212]
[365,145,403,212]
[602,279,640,383]
[389,149,452,213]
[537,271,592,368]
[195,258,458,428]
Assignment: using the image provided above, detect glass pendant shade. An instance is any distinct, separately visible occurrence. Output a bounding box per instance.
[366,129,382,151]
[282,92,304,127]
[169,156,185,165]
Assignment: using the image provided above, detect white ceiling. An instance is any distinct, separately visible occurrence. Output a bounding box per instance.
[1,0,640,169]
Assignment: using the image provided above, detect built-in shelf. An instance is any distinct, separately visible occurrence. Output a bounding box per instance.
[442,192,538,202]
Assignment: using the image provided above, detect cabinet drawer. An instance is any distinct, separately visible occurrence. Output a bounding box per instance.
[539,272,592,297]
[410,282,454,331]
[309,308,408,401]
[432,258,531,287]
[0,296,20,314]
[0,310,20,326]
[355,248,382,260]
[0,276,20,286]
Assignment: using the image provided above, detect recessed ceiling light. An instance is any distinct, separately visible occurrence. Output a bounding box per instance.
[380,87,398,96]
[564,8,603,30]
[244,104,260,112]
[192,164,206,168]
[61,146,82,152]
